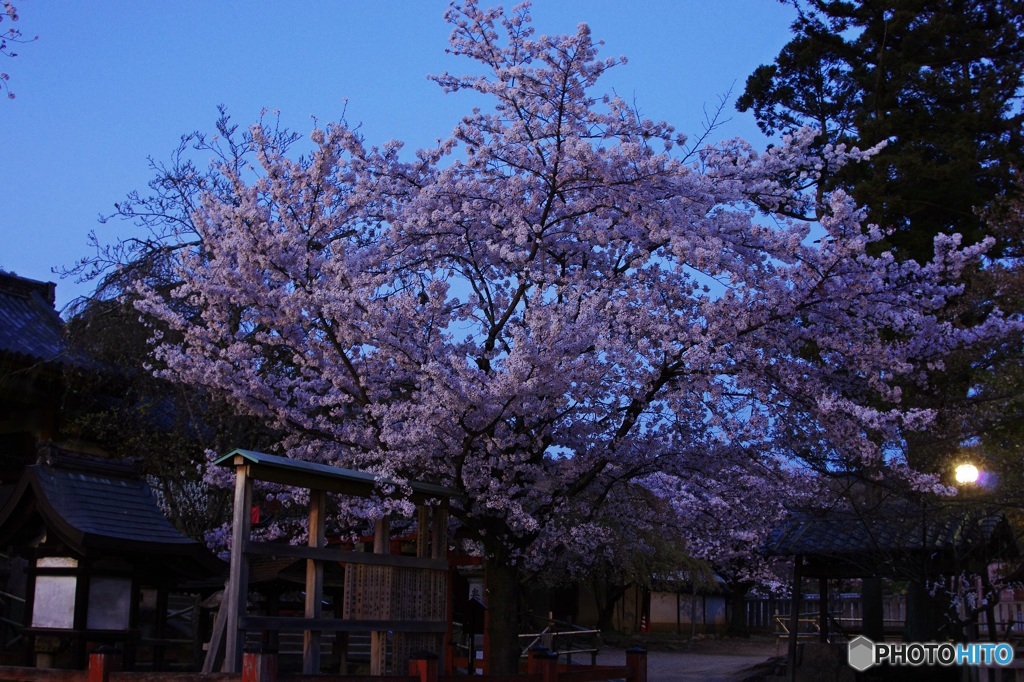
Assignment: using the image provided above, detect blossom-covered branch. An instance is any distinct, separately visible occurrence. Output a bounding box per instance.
[85,1,1019,671]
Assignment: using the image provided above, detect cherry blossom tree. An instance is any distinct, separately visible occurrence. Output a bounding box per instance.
[1,1,34,100]
[86,1,1018,671]
[523,478,707,633]
[662,460,819,636]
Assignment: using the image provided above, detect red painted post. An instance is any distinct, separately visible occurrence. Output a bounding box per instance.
[88,647,119,682]
[408,652,439,682]
[626,648,648,682]
[445,641,457,674]
[241,648,277,682]
[529,650,558,682]
[527,645,549,674]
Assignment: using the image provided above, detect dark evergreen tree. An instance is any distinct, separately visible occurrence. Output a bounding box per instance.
[738,0,1024,263]
[61,295,278,538]
[738,1,1024,506]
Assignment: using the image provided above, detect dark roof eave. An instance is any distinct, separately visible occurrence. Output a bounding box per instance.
[0,464,223,578]
[216,448,465,502]
[764,507,1019,559]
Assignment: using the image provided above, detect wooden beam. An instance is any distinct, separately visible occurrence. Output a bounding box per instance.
[372,515,390,675]
[240,616,448,633]
[244,541,448,570]
[224,461,253,673]
[201,582,229,673]
[303,489,326,674]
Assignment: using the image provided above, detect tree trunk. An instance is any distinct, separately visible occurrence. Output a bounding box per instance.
[862,577,884,641]
[485,548,522,675]
[726,582,751,638]
[905,579,943,642]
[592,578,627,632]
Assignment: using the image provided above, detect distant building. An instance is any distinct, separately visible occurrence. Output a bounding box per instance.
[0,272,71,477]
[0,272,223,671]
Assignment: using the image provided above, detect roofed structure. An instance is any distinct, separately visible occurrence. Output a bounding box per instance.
[208,448,460,676]
[0,452,221,576]
[766,497,1019,673]
[213,448,462,503]
[765,502,1018,577]
[0,273,69,476]
[0,451,223,670]
[0,272,101,479]
[0,274,63,365]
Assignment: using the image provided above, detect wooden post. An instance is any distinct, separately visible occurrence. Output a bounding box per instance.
[74,562,92,668]
[819,577,829,643]
[371,514,391,675]
[408,652,439,682]
[225,459,254,673]
[690,584,698,637]
[529,649,558,682]
[153,586,169,671]
[431,503,448,560]
[527,645,549,673]
[242,648,277,682]
[626,648,647,682]
[417,506,430,558]
[304,489,326,674]
[981,569,998,640]
[445,640,457,675]
[88,647,119,682]
[373,514,391,554]
[862,577,884,641]
[787,556,802,682]
[436,503,451,675]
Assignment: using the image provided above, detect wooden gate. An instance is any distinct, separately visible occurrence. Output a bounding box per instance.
[204,449,459,676]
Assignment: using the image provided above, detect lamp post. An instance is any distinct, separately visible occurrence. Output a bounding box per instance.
[952,460,991,642]
[909,461,984,643]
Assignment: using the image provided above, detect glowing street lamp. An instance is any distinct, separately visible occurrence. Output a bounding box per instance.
[955,463,980,485]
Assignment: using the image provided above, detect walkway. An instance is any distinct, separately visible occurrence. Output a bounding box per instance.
[595,645,781,682]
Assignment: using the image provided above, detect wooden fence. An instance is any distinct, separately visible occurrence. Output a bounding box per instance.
[747,592,1024,639]
[745,593,907,635]
[0,647,647,682]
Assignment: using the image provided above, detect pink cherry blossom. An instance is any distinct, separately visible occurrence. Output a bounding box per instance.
[106,2,1018,670]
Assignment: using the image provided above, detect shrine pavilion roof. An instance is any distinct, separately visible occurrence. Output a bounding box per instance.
[0,453,223,578]
[765,502,1016,559]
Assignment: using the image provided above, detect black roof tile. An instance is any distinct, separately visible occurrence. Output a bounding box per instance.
[0,458,223,577]
[765,502,1015,558]
[0,272,65,364]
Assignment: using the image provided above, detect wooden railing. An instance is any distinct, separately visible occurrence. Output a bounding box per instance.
[518,618,601,666]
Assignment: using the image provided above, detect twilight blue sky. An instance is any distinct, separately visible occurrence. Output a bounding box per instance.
[0,1,796,311]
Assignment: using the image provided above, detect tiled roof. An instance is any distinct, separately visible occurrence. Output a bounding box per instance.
[32,465,199,547]
[0,457,223,577]
[765,502,1014,558]
[0,272,65,364]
